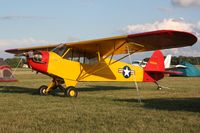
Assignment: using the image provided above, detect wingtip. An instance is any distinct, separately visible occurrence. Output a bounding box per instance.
[177,31,198,46]
[128,30,198,47]
[5,48,18,54]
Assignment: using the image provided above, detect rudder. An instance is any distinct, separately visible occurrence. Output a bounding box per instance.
[143,50,165,82]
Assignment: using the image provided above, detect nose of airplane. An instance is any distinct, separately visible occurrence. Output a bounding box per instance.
[27,51,49,73]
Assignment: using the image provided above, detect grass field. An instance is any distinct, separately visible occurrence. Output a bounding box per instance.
[0,69,200,133]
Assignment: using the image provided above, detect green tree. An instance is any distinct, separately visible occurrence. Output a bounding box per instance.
[4,58,25,68]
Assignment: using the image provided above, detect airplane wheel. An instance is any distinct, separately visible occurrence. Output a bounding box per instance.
[65,86,78,97]
[157,86,162,90]
[39,85,48,96]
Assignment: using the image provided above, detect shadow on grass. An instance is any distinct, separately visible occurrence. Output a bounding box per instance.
[0,85,133,96]
[0,86,67,97]
[0,86,38,95]
[78,85,134,92]
[114,98,200,112]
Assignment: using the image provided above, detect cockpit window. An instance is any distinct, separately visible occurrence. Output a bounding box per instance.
[63,48,99,64]
[52,44,69,56]
[63,49,81,61]
[52,44,99,64]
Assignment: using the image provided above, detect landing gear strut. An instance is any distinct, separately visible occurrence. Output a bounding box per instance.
[38,79,78,97]
[154,81,162,90]
[38,79,58,96]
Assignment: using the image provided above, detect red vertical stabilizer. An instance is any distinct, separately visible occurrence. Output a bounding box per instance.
[143,50,165,82]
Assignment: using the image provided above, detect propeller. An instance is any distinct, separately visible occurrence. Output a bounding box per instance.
[11,50,43,79]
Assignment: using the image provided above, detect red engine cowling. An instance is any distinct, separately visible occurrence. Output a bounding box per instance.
[27,51,49,73]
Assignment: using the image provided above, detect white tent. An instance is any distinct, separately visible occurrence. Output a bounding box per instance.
[0,58,17,82]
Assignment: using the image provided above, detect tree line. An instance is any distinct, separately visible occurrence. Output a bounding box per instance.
[4,58,26,68]
[143,56,200,65]
[170,56,200,65]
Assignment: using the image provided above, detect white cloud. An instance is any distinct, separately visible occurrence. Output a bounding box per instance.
[163,46,200,57]
[122,18,200,57]
[0,38,49,49]
[171,0,200,7]
[0,38,49,58]
[122,18,195,34]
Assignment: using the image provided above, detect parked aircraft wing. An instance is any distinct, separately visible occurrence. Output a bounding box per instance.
[5,30,197,58]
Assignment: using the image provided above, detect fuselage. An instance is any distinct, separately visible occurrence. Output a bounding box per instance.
[27,49,165,88]
[28,51,144,82]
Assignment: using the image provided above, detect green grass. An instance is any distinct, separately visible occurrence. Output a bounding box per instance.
[0,69,200,133]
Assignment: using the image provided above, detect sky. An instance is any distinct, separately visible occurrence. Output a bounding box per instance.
[0,0,200,60]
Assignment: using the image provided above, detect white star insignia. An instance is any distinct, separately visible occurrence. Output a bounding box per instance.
[118,66,134,78]
[123,67,131,77]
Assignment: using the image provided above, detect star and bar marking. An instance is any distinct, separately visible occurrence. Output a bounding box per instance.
[118,66,134,78]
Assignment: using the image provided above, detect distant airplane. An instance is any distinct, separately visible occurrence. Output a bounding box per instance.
[132,54,186,79]
[5,30,197,97]
[132,60,147,67]
[164,54,187,70]
[132,54,180,69]
[169,61,200,77]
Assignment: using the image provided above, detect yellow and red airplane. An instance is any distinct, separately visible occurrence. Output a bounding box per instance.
[5,30,197,97]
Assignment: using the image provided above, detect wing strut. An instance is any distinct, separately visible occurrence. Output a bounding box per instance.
[126,45,142,103]
[12,58,23,77]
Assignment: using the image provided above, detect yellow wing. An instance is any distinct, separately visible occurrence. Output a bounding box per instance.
[5,30,197,57]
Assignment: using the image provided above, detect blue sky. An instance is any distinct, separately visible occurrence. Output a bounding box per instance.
[0,0,199,59]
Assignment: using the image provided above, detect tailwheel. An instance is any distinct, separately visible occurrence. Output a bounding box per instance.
[154,81,162,90]
[39,85,48,96]
[157,86,162,90]
[65,86,78,97]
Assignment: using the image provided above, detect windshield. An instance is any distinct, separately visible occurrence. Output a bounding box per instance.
[52,44,69,56]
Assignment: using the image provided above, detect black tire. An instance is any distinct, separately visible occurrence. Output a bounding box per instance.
[39,85,48,96]
[65,86,78,97]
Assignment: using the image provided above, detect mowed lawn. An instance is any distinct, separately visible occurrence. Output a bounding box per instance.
[0,69,200,133]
